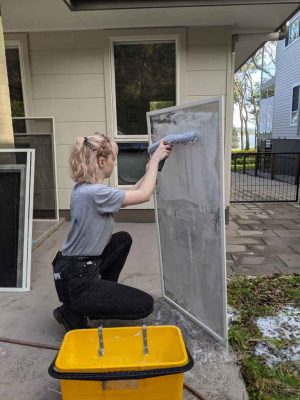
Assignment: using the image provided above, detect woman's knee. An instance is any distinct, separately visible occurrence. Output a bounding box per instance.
[114,231,132,247]
[136,292,154,318]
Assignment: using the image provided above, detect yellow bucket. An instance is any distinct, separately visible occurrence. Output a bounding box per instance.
[49,325,194,400]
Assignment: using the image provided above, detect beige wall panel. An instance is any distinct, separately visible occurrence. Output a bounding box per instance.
[55,121,107,144]
[0,92,11,105]
[32,74,105,99]
[0,83,9,96]
[58,188,73,210]
[56,144,72,168]
[0,115,13,129]
[33,98,106,122]
[187,45,227,71]
[29,31,105,51]
[0,61,8,76]
[57,167,74,189]
[31,49,104,75]
[187,26,231,46]
[0,36,4,53]
[0,69,9,84]
[187,70,226,96]
[0,103,12,115]
[0,135,14,146]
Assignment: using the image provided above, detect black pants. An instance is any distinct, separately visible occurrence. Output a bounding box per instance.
[53,231,154,320]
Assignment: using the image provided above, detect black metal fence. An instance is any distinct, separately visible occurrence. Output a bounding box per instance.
[231,152,300,202]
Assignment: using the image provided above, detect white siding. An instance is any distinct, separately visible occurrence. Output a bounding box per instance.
[28,31,106,208]
[7,27,232,210]
[272,34,300,139]
[186,27,230,103]
[186,27,232,208]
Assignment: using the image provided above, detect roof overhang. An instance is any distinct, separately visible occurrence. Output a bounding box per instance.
[63,0,300,11]
[1,0,300,70]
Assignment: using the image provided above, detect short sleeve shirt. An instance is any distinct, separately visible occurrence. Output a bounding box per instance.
[62,183,126,256]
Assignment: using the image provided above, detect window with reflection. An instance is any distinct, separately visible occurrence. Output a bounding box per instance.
[5,46,26,134]
[5,47,25,117]
[291,85,300,125]
[286,17,300,47]
[114,41,176,136]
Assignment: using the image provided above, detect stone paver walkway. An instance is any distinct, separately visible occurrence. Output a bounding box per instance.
[227,202,300,276]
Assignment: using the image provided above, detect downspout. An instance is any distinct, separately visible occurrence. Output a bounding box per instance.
[224,33,237,224]
[0,6,14,148]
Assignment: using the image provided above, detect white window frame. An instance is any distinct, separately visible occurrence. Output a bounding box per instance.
[5,37,32,117]
[285,15,300,48]
[290,83,300,126]
[105,32,184,203]
[110,35,181,142]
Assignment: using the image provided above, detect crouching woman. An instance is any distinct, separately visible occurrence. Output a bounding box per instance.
[52,133,172,331]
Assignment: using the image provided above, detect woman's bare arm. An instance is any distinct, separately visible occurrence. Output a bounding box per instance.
[122,141,172,207]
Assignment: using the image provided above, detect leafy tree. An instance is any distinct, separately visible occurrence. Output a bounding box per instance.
[233,42,277,150]
[232,127,240,149]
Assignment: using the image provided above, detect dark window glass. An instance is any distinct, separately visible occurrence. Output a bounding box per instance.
[117,143,149,185]
[291,85,299,124]
[292,86,299,112]
[5,48,25,117]
[114,42,176,135]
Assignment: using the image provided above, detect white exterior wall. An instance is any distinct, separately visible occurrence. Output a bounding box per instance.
[185,27,233,209]
[28,30,106,209]
[5,27,233,210]
[272,28,300,139]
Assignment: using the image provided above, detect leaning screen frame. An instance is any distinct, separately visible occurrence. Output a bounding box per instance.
[0,149,35,292]
[147,97,227,344]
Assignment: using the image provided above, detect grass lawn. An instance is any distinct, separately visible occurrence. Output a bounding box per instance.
[227,274,300,400]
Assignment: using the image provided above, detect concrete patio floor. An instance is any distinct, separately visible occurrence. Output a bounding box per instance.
[0,221,249,400]
[2,201,299,399]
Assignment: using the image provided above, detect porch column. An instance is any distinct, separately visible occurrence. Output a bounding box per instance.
[0,9,14,148]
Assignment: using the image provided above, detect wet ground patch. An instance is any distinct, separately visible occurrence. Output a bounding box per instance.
[227,274,300,400]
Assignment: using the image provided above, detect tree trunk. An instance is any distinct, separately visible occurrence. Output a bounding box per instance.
[244,111,250,150]
[240,108,244,150]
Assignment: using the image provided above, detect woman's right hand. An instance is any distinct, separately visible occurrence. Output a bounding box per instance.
[151,140,173,163]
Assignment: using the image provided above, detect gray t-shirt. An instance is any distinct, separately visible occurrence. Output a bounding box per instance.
[62,183,126,256]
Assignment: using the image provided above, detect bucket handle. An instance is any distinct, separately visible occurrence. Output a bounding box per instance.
[98,325,104,357]
[142,324,148,355]
[97,324,148,357]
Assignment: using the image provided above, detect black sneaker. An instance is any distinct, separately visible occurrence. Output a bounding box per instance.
[53,305,88,331]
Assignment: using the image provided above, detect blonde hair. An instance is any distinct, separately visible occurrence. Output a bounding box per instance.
[69,133,117,183]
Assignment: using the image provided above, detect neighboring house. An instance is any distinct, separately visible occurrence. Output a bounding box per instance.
[259,10,300,152]
[1,0,299,221]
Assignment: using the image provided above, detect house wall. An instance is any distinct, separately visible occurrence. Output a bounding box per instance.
[0,17,14,147]
[272,28,300,139]
[5,26,233,212]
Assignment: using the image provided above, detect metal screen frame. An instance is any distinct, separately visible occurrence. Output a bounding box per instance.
[13,117,59,221]
[147,97,227,344]
[0,149,35,292]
